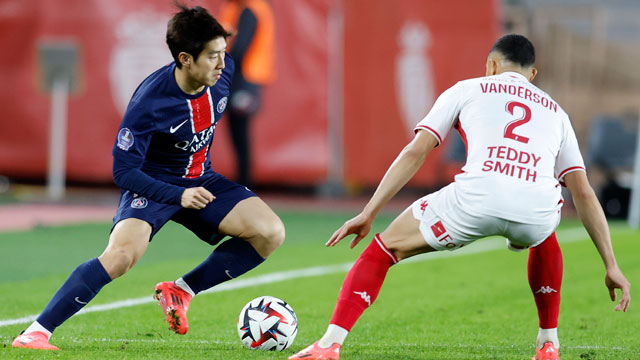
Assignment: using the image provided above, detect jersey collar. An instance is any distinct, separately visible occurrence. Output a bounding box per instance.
[501,71,529,82]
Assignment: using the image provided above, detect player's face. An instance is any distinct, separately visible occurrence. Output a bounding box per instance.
[190,36,227,87]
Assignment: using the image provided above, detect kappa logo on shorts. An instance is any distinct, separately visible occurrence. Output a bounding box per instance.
[217,96,228,113]
[420,200,428,214]
[117,128,134,151]
[131,196,148,209]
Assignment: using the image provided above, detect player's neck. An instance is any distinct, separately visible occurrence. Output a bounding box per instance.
[498,69,528,80]
[174,66,206,95]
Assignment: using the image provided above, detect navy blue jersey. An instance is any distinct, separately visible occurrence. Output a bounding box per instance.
[112,57,235,205]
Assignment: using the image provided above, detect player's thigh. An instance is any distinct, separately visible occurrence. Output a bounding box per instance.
[100,218,152,276]
[379,207,437,261]
[107,218,151,252]
[218,196,285,242]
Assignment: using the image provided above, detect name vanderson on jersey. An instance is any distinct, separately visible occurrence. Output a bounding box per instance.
[415,71,585,225]
[111,56,235,206]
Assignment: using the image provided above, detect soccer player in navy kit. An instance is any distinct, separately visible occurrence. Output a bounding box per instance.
[12,4,284,350]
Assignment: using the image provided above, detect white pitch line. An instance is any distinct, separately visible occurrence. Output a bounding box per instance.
[0,336,628,352]
[0,227,588,328]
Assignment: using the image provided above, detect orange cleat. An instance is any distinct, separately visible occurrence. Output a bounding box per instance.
[288,340,341,360]
[153,281,192,335]
[12,331,59,350]
[533,341,560,360]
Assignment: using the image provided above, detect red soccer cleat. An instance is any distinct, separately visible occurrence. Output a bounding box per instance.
[288,340,341,360]
[12,331,59,350]
[533,341,560,360]
[153,281,192,335]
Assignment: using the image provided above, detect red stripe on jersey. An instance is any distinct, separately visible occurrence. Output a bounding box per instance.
[557,166,585,180]
[188,90,213,133]
[454,120,468,157]
[184,145,209,179]
[415,125,443,145]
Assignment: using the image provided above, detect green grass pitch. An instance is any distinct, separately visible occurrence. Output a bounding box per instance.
[0,210,638,359]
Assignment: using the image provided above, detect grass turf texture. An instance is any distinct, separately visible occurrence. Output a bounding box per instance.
[0,210,638,359]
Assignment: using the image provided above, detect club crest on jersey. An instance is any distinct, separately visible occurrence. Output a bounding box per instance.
[217,96,227,113]
[131,196,148,209]
[117,128,134,151]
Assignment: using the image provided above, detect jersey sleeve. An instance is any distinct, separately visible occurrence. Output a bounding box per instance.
[554,114,586,184]
[112,102,185,205]
[414,81,465,146]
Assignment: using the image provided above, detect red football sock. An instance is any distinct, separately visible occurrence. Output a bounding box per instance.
[330,234,398,331]
[528,232,563,329]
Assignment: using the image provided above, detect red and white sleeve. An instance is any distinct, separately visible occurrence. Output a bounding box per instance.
[414,81,464,146]
[554,114,586,185]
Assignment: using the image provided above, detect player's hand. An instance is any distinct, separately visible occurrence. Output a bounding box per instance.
[181,187,215,209]
[605,266,631,312]
[326,213,374,249]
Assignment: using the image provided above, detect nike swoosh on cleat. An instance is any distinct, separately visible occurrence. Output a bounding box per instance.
[170,119,189,133]
[225,270,235,279]
[74,297,88,305]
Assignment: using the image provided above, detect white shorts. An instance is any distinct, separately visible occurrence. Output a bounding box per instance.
[410,184,560,251]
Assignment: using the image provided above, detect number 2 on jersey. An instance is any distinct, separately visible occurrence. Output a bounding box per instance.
[504,101,531,144]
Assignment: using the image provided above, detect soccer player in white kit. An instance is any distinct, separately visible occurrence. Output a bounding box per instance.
[289,34,631,360]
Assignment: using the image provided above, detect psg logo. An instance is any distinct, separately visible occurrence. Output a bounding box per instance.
[130,196,148,209]
[217,96,228,113]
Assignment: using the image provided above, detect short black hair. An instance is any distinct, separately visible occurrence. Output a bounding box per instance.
[166,2,231,68]
[490,34,535,68]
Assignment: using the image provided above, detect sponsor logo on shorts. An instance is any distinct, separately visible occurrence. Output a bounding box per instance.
[131,196,148,209]
[217,96,228,113]
[431,220,461,249]
[117,128,134,151]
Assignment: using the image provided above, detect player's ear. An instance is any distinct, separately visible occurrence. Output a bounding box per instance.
[528,67,538,82]
[485,58,498,76]
[178,52,192,67]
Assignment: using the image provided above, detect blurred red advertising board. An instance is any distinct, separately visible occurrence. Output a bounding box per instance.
[0,0,497,188]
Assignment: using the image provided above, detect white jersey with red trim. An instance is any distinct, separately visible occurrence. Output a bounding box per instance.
[415,71,585,224]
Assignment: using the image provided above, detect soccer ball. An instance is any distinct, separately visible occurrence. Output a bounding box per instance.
[237,295,298,351]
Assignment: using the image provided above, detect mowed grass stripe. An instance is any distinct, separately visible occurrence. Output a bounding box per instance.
[0,227,589,328]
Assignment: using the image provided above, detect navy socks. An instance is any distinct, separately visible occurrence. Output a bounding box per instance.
[36,258,112,333]
[182,237,265,295]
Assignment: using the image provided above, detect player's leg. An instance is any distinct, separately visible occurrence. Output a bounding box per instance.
[324,208,433,343]
[156,184,283,334]
[13,219,151,350]
[179,196,284,295]
[528,232,562,360]
[289,207,436,360]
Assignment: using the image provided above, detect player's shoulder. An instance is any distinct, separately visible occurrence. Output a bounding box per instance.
[130,64,174,103]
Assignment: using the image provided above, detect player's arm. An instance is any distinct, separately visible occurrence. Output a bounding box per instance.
[327,82,463,249]
[563,171,631,312]
[326,130,438,248]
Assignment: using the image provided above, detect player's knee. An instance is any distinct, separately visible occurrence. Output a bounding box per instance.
[99,248,136,279]
[250,217,285,256]
[262,218,285,250]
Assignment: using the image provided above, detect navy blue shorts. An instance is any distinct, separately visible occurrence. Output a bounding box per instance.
[112,173,256,244]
